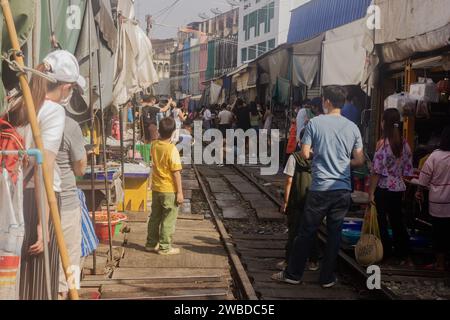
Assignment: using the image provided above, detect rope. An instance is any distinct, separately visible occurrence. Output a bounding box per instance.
[1,50,57,83]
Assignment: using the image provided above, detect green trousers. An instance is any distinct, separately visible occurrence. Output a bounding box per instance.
[146,192,179,251]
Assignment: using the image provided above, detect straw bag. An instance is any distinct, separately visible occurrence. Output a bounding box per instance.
[355,205,384,266]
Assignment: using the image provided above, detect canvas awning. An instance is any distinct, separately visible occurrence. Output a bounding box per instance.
[112,0,158,108]
[321,19,367,86]
[291,33,324,89]
[374,0,450,63]
[0,0,36,113]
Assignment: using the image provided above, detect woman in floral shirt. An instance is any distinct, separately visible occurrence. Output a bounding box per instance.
[369,109,414,264]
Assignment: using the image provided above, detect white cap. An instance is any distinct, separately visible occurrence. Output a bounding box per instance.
[43,50,86,91]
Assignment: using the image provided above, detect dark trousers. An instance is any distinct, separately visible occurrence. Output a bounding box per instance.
[286,206,319,263]
[286,190,351,284]
[374,188,410,258]
[218,124,231,137]
[431,217,450,254]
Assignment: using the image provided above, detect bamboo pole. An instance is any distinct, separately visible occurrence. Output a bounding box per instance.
[0,0,79,300]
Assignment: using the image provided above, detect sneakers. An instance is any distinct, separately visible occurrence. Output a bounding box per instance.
[308,261,320,271]
[321,278,338,289]
[271,271,301,285]
[145,245,159,253]
[276,260,288,271]
[158,247,181,255]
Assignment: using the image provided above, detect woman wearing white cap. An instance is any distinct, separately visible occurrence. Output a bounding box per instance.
[8,50,86,300]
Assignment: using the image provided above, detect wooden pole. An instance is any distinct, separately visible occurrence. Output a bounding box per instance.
[0,0,79,300]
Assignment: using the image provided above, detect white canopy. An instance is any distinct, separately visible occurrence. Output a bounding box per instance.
[321,18,367,86]
[374,0,450,63]
[112,21,158,107]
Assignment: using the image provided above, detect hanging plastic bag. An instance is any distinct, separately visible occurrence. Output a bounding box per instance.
[355,205,384,266]
[0,168,24,300]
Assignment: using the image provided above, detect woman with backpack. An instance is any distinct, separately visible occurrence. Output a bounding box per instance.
[7,50,86,300]
[369,108,414,265]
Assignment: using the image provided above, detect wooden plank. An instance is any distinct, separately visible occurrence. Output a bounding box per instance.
[247,199,278,210]
[82,278,225,288]
[120,248,229,268]
[215,200,242,209]
[234,240,286,250]
[214,193,239,201]
[238,249,285,259]
[101,281,229,294]
[177,214,205,221]
[112,267,229,280]
[254,207,284,221]
[182,180,200,190]
[228,182,259,194]
[222,206,248,220]
[231,232,288,241]
[255,282,360,300]
[101,288,230,300]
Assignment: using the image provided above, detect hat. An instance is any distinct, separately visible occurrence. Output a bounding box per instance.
[43,50,86,91]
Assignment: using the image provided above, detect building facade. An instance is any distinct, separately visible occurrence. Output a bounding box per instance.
[238,0,307,65]
[170,8,239,96]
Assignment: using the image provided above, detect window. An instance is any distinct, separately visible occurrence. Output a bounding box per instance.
[248,45,256,60]
[257,41,267,56]
[266,2,275,33]
[241,48,248,62]
[268,38,276,50]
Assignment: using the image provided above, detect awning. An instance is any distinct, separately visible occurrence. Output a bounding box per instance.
[374,0,450,63]
[0,0,36,113]
[321,19,367,86]
[112,7,159,108]
[39,0,87,60]
[291,34,324,89]
[227,63,249,77]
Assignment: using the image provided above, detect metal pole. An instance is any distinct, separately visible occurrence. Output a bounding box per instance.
[87,0,97,274]
[0,0,79,300]
[95,24,113,261]
[119,106,126,211]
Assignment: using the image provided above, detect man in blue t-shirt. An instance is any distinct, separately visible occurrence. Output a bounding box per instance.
[272,86,365,288]
[341,92,360,126]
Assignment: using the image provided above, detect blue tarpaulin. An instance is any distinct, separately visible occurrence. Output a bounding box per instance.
[287,0,372,44]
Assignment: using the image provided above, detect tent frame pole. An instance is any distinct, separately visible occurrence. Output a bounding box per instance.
[0,0,79,300]
[87,0,97,274]
[95,24,113,262]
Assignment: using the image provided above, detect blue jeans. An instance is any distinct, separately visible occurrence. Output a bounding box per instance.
[286,190,351,284]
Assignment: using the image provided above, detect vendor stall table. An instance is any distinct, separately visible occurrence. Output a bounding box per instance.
[117,164,151,213]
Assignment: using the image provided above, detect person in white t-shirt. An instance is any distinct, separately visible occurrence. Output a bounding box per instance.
[217,104,235,136]
[8,50,86,300]
[203,106,212,130]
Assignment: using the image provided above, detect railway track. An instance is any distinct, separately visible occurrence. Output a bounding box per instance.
[222,164,450,300]
[193,163,388,300]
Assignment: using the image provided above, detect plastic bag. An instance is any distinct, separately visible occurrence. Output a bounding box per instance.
[0,168,24,300]
[355,205,383,266]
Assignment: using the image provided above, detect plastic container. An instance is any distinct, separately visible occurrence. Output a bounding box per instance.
[94,220,118,243]
[92,211,127,243]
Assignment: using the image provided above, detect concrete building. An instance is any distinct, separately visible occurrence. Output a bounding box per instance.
[170,8,240,97]
[238,0,307,65]
[152,38,177,80]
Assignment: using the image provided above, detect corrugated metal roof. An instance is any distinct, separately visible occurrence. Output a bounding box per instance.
[287,0,372,44]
